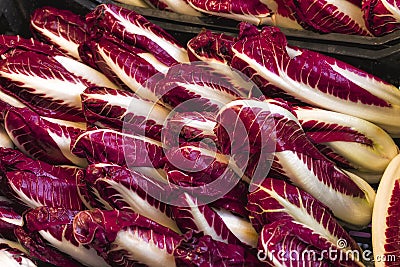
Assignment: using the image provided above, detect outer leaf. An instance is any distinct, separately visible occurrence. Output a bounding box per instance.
[0,242,37,267]
[295,106,399,174]
[174,231,261,267]
[363,0,400,36]
[86,4,189,65]
[4,107,87,166]
[14,226,84,267]
[231,24,400,135]
[145,62,243,112]
[172,193,244,246]
[187,30,235,64]
[79,35,166,101]
[0,35,63,59]
[145,0,201,16]
[248,178,364,266]
[81,86,169,140]
[73,209,182,267]
[0,52,89,122]
[24,207,110,267]
[285,0,371,35]
[187,0,271,25]
[166,169,249,217]
[216,98,376,226]
[258,220,331,267]
[72,129,165,168]
[372,154,400,267]
[30,6,89,60]
[0,148,84,210]
[83,163,180,233]
[164,142,241,184]
[163,111,217,143]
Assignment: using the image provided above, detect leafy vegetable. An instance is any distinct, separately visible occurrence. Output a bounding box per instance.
[73,209,182,267]
[145,62,243,112]
[285,0,371,35]
[163,111,217,144]
[83,163,180,233]
[248,178,364,266]
[81,86,169,140]
[260,0,303,29]
[372,154,400,267]
[0,242,37,267]
[295,106,398,175]
[231,24,400,135]
[72,129,165,168]
[145,0,201,16]
[24,206,110,267]
[362,0,400,36]
[216,98,376,226]
[0,35,63,59]
[172,193,245,246]
[14,226,83,267]
[0,148,84,210]
[174,231,260,267]
[31,6,89,60]
[86,4,189,65]
[0,51,114,122]
[187,30,235,64]
[4,107,87,166]
[79,35,165,101]
[186,0,271,25]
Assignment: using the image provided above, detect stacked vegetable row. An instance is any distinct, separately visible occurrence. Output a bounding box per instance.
[0,3,398,266]
[115,0,400,36]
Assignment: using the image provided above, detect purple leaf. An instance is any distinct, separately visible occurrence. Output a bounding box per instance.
[260,0,303,29]
[247,178,362,265]
[163,111,217,144]
[285,0,371,35]
[79,35,166,100]
[14,226,84,267]
[294,105,398,174]
[86,4,189,65]
[174,231,260,267]
[146,62,243,112]
[231,24,400,135]
[258,220,331,266]
[81,86,169,140]
[216,98,376,226]
[0,51,117,122]
[24,206,110,267]
[73,209,182,267]
[83,163,180,233]
[362,0,400,36]
[4,107,87,166]
[0,35,63,59]
[30,6,90,60]
[0,242,37,267]
[172,193,245,246]
[0,147,84,210]
[72,129,165,168]
[186,0,271,25]
[187,30,236,64]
